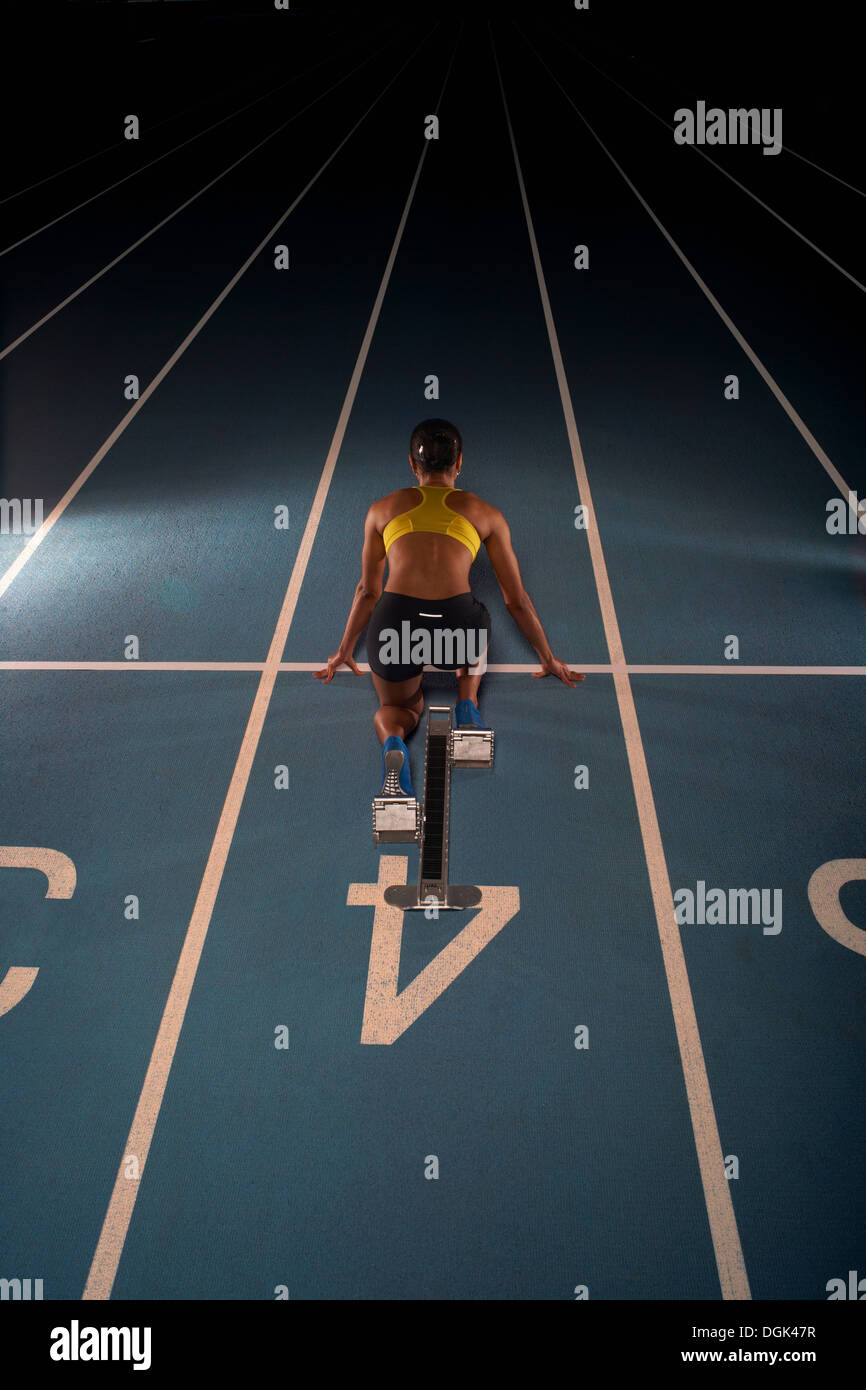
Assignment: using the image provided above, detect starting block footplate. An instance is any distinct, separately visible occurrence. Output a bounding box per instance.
[451,728,494,767]
[373,797,420,844]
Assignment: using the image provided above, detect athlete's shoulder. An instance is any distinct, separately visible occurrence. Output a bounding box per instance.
[450,490,502,543]
[374,486,420,507]
[367,487,418,524]
[457,490,505,521]
[453,488,497,512]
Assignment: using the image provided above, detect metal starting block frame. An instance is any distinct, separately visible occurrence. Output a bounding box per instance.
[383,705,493,911]
[371,795,420,844]
[451,726,494,768]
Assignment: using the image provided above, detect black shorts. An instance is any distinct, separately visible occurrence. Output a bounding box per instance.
[366,591,491,683]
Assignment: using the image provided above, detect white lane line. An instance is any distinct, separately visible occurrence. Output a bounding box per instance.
[0,23,365,259]
[0,118,195,211]
[82,21,458,1303]
[0,24,408,361]
[0,17,349,208]
[544,29,866,296]
[545,13,866,205]
[0,24,430,605]
[1,137,138,208]
[1,661,864,676]
[492,23,751,1301]
[517,22,865,525]
[784,146,866,200]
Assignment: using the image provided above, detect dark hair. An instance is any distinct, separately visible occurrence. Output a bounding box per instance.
[410,419,462,473]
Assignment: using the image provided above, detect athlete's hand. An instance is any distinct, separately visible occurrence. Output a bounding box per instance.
[313,651,363,683]
[532,654,586,687]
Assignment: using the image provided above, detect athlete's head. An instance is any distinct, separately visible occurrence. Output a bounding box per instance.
[409,419,462,480]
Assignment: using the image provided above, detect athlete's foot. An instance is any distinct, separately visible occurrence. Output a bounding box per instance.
[455,699,488,730]
[373,736,419,843]
[380,735,414,797]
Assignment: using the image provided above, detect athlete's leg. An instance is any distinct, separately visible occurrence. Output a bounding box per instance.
[367,594,425,816]
[454,595,489,718]
[455,666,483,708]
[371,672,424,743]
[371,672,423,800]
[455,666,488,729]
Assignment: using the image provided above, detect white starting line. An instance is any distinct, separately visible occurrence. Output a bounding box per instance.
[0,661,863,676]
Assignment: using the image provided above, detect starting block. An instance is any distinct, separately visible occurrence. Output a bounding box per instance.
[383,705,492,911]
[372,796,420,844]
[451,727,494,767]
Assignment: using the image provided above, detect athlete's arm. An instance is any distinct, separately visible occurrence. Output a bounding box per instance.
[485,509,585,687]
[314,506,385,682]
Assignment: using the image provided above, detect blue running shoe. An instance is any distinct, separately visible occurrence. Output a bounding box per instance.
[381,736,414,796]
[455,699,488,730]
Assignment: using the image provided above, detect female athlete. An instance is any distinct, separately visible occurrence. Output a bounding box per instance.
[314,419,584,805]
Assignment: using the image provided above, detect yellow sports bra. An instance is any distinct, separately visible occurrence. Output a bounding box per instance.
[382,486,481,560]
